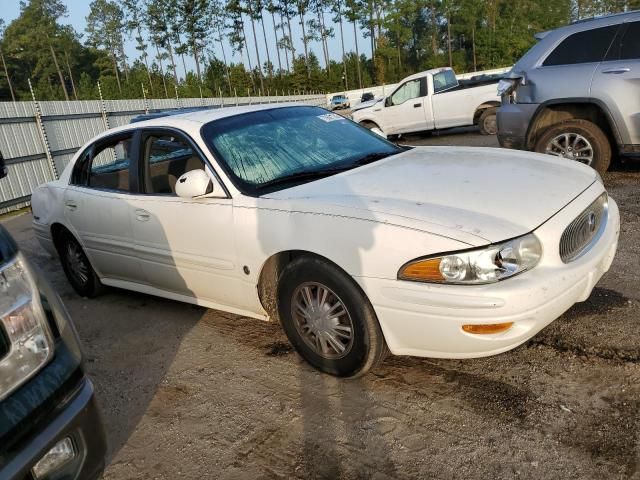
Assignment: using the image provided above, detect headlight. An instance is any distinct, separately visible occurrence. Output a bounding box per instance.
[0,254,54,400]
[398,234,542,285]
[497,78,518,97]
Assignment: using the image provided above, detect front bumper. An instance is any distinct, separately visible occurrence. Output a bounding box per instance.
[1,377,106,480]
[357,185,620,358]
[497,102,539,150]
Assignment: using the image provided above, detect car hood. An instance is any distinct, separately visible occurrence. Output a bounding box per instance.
[263,146,597,245]
[352,98,383,112]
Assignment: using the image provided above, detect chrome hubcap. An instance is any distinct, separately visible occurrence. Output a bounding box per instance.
[66,242,89,285]
[291,282,354,359]
[545,133,594,165]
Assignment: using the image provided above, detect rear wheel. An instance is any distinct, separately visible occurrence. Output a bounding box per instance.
[534,119,611,175]
[478,107,498,135]
[57,232,104,298]
[277,256,387,377]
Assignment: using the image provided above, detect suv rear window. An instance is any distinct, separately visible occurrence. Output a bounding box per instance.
[606,21,640,61]
[543,25,619,66]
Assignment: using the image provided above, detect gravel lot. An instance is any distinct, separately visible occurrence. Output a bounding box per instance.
[4,129,639,480]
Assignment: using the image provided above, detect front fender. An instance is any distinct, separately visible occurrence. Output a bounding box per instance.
[235,202,469,283]
[352,111,386,132]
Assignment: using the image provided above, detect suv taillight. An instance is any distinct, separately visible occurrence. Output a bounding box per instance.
[0,254,54,400]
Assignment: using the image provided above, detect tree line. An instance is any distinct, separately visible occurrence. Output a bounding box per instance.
[0,0,638,101]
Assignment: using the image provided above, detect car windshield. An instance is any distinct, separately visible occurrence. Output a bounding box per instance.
[332,96,345,101]
[201,106,402,195]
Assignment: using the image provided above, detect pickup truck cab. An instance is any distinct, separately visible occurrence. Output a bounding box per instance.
[352,67,502,136]
[0,152,106,480]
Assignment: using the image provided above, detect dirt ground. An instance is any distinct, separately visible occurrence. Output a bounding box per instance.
[4,129,639,480]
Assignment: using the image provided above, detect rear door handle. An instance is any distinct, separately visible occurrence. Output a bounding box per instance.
[413,103,422,108]
[135,209,151,222]
[65,200,77,211]
[602,67,630,74]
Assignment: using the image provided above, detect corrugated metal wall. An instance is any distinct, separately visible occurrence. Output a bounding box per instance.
[0,94,325,214]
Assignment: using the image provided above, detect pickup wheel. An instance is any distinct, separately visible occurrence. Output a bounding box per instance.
[57,232,104,298]
[534,119,611,175]
[277,256,387,378]
[359,120,381,131]
[478,107,498,135]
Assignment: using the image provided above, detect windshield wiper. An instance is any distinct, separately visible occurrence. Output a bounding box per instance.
[259,151,399,191]
[259,166,354,189]
[352,151,397,166]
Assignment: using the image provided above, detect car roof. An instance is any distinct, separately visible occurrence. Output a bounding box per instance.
[538,9,639,39]
[401,67,453,83]
[571,9,639,25]
[118,102,315,130]
[130,106,215,123]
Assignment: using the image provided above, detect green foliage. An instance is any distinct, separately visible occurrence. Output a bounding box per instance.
[0,0,637,100]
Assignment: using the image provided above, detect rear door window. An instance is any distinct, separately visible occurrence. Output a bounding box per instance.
[432,70,458,93]
[543,25,619,66]
[88,136,133,192]
[605,21,640,61]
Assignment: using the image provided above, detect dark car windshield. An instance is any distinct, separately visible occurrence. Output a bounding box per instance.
[201,106,401,195]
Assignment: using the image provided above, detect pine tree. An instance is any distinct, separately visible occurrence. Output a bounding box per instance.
[86,0,127,94]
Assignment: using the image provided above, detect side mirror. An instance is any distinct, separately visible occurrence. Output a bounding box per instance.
[175,169,212,198]
[370,127,386,138]
[384,97,392,107]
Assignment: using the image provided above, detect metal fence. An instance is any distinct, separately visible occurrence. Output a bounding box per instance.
[0,93,326,214]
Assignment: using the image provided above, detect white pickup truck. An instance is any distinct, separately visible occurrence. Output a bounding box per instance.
[351,67,503,137]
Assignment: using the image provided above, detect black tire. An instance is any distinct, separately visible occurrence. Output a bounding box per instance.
[277,256,387,378]
[57,232,104,298]
[478,107,498,135]
[534,119,612,175]
[359,120,380,131]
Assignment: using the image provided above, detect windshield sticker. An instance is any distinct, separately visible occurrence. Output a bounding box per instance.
[318,113,344,122]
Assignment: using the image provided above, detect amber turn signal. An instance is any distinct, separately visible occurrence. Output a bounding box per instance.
[462,323,514,335]
[398,258,443,282]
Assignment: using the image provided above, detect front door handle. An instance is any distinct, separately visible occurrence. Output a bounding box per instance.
[65,200,77,211]
[602,67,630,74]
[135,209,151,222]
[413,103,422,108]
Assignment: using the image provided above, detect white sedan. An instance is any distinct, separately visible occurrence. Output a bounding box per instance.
[32,104,620,377]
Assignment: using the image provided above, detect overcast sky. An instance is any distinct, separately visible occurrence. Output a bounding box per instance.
[2,0,373,78]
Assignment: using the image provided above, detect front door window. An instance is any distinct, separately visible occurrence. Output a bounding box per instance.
[389,79,422,106]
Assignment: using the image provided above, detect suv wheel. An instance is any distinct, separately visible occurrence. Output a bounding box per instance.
[478,107,498,135]
[534,119,611,175]
[58,233,104,297]
[277,256,387,377]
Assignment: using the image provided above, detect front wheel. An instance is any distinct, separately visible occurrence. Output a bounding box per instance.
[277,257,387,377]
[534,119,611,175]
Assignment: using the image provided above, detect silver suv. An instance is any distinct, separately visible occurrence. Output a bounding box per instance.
[497,11,640,174]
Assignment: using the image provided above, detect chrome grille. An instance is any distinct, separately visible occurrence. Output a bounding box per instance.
[559,193,608,263]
